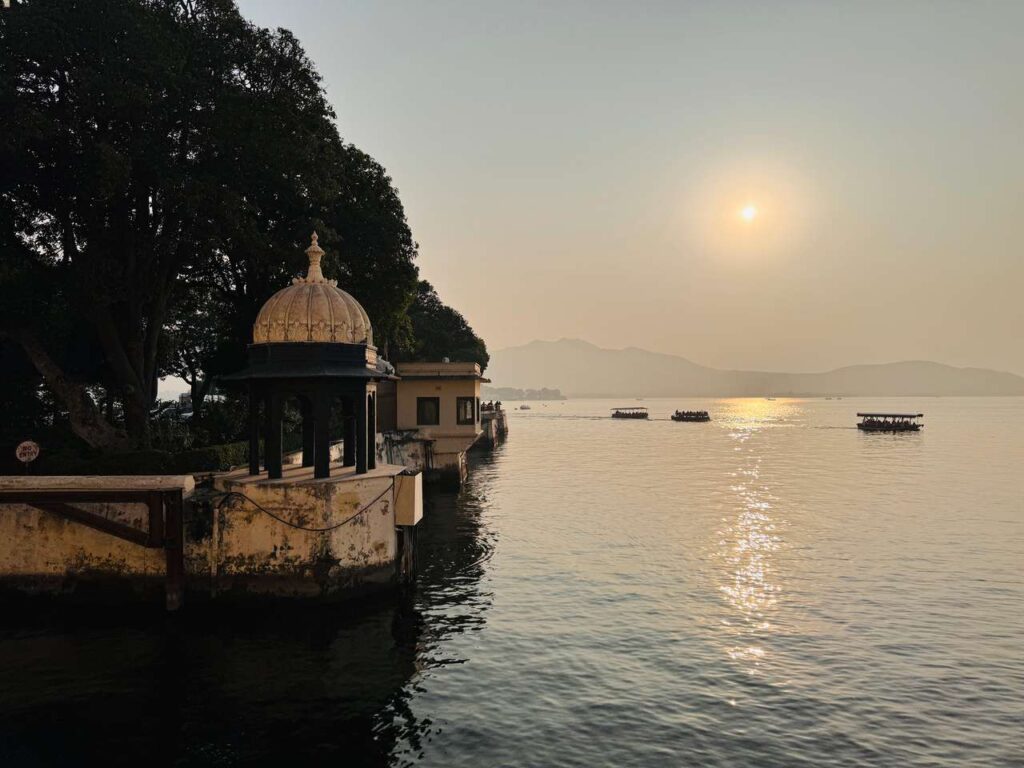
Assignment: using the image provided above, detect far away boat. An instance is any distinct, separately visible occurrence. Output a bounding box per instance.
[856,413,923,432]
[671,410,710,422]
[611,407,648,419]
[519,404,531,410]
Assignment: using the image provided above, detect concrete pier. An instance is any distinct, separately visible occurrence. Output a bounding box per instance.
[209,462,419,599]
[0,464,422,606]
[480,406,508,445]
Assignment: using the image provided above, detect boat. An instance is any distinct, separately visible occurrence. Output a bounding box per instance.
[611,407,648,419]
[856,413,923,432]
[671,410,710,422]
[519,404,531,410]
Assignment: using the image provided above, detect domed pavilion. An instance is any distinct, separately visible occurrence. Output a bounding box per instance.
[224,233,393,479]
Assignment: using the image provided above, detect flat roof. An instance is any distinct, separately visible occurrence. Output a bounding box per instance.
[856,413,924,418]
[394,361,487,381]
[398,374,491,382]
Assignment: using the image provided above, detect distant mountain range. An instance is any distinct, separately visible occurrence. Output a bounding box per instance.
[488,339,1024,397]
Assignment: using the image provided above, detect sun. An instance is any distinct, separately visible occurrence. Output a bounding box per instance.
[740,204,758,223]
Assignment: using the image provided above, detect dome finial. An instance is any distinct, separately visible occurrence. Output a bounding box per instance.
[303,231,326,283]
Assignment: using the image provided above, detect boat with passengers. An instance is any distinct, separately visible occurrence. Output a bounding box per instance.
[856,413,923,432]
[671,410,710,422]
[611,407,649,419]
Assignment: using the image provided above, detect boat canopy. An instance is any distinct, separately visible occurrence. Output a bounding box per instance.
[856,413,923,418]
[611,407,648,412]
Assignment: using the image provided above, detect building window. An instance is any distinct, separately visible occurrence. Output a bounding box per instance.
[457,396,476,425]
[417,397,440,426]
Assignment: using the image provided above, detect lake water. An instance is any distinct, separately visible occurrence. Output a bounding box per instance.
[1,397,1022,767]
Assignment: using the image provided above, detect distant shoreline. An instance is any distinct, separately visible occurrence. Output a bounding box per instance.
[483,386,566,401]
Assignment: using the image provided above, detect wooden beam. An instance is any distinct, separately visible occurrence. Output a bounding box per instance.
[163,491,184,612]
[1,488,189,611]
[147,490,164,547]
[27,502,152,547]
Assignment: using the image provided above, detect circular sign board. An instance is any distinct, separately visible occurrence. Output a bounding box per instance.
[15,440,40,465]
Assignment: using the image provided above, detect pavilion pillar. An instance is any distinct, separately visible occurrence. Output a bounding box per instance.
[313,392,331,479]
[366,392,377,471]
[355,389,368,475]
[343,398,356,467]
[248,385,260,476]
[300,397,315,468]
[265,392,283,480]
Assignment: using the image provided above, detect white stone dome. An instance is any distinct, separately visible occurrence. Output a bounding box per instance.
[252,233,373,346]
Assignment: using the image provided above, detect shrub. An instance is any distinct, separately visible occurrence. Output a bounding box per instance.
[26,442,249,476]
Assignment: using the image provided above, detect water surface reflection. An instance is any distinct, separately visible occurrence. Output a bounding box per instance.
[718,400,787,676]
[0,473,495,768]
[2,398,1022,767]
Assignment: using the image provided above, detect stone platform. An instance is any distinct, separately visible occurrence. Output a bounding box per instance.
[0,463,422,607]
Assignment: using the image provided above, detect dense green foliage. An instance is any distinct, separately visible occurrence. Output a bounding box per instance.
[394,281,490,370]
[0,0,486,466]
[10,441,251,477]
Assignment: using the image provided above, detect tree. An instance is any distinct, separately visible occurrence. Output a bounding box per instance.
[1,0,480,455]
[204,142,422,379]
[318,144,420,358]
[395,281,490,371]
[0,0,353,446]
[162,281,235,417]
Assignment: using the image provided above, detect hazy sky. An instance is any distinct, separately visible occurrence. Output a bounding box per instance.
[239,0,1023,375]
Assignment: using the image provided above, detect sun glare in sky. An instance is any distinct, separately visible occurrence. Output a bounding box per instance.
[670,157,813,264]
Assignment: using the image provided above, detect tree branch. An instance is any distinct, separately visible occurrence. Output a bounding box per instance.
[2,328,131,451]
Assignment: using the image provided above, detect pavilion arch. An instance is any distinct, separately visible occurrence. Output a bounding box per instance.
[224,234,392,479]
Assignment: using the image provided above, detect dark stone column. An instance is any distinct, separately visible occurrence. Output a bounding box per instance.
[355,387,368,475]
[367,392,377,470]
[248,384,260,475]
[313,391,331,479]
[265,392,283,480]
[300,396,315,468]
[343,396,356,467]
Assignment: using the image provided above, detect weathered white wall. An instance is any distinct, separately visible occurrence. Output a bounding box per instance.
[0,465,408,601]
[209,466,402,598]
[0,502,164,582]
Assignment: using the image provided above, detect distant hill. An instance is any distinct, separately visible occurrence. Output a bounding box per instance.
[482,386,566,401]
[488,339,1024,397]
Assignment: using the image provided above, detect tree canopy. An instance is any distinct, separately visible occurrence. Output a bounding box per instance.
[394,281,490,371]
[0,0,486,457]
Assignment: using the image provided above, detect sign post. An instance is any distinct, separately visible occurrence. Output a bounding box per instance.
[15,440,40,473]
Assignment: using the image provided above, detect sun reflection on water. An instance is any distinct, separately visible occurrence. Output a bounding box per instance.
[717,399,787,676]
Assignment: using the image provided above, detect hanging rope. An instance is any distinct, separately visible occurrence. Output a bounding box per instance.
[210,478,396,533]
